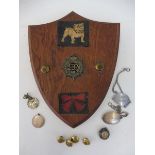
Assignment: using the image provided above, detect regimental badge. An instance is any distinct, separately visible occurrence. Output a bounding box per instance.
[28,12,120,128]
[63,55,84,79]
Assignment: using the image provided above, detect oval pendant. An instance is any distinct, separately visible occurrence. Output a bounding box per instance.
[32,113,45,128]
[102,111,121,124]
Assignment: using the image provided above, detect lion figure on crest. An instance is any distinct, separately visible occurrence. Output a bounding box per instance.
[61,23,85,44]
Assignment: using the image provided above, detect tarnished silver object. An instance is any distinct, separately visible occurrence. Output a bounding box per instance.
[23,93,39,109]
[32,113,45,128]
[112,68,131,108]
[112,92,131,108]
[103,102,128,124]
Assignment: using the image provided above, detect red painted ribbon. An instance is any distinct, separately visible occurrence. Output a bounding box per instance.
[61,94,86,112]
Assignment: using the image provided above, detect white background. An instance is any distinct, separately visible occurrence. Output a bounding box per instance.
[2,1,155,155]
[19,0,134,155]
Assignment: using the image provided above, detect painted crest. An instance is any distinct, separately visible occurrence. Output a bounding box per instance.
[28,12,120,128]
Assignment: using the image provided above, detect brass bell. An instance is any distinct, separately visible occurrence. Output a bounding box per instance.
[70,135,79,143]
[57,136,65,143]
[66,139,73,147]
[95,63,104,71]
[82,138,90,145]
[99,128,110,140]
[41,65,50,73]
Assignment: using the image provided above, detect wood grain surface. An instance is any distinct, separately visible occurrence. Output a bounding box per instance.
[28,12,120,128]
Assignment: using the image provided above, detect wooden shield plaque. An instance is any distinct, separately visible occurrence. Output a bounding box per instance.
[28,12,120,128]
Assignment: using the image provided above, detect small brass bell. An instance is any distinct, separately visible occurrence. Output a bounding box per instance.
[57,136,65,143]
[41,65,50,73]
[99,128,110,140]
[23,93,39,109]
[82,138,90,145]
[66,139,73,147]
[70,136,79,143]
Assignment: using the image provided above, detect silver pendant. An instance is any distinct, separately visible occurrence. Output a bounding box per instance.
[102,68,130,125]
[112,92,131,108]
[112,68,131,108]
[32,113,45,128]
[102,102,128,125]
[23,93,39,109]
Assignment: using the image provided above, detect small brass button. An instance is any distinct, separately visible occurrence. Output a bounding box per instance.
[95,63,104,71]
[99,128,110,140]
[70,136,79,143]
[32,113,45,128]
[66,139,73,147]
[82,137,90,145]
[41,65,50,73]
[57,136,65,143]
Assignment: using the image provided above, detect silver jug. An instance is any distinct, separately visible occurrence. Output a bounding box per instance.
[112,68,131,108]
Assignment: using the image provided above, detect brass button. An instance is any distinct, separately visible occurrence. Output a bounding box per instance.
[57,136,65,143]
[41,65,50,73]
[32,113,45,128]
[95,63,104,71]
[82,137,90,145]
[66,139,73,147]
[70,136,79,143]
